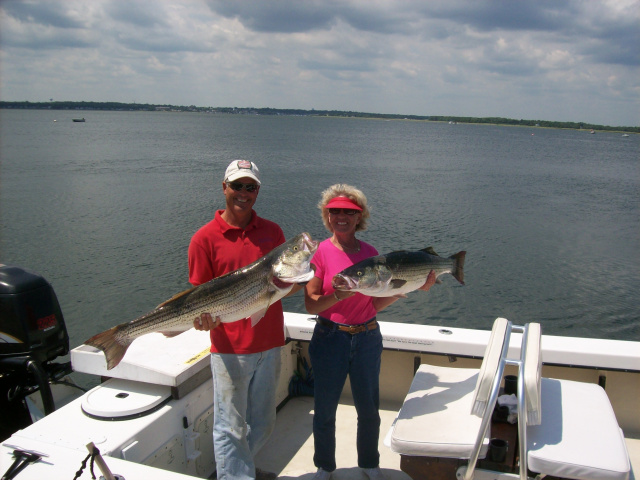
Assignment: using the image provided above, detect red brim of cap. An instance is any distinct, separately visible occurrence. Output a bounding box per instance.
[325,196,363,211]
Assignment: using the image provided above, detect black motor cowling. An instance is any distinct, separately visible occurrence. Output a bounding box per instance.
[0,265,72,440]
[0,265,69,362]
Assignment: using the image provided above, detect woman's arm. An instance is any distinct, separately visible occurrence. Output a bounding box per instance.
[371,295,401,312]
[304,276,354,315]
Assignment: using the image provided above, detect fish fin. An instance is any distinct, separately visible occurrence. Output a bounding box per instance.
[390,279,407,289]
[450,251,466,285]
[156,286,197,308]
[250,309,268,327]
[421,246,439,256]
[84,326,133,370]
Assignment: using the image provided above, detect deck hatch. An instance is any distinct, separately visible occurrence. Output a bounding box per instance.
[81,378,171,420]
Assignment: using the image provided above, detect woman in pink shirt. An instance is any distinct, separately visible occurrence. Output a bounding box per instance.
[304,184,435,480]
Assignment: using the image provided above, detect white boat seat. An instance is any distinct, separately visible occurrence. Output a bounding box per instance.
[527,377,631,480]
[389,363,490,458]
[389,317,510,459]
[390,316,631,480]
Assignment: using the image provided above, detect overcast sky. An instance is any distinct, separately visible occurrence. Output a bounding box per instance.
[1,0,638,126]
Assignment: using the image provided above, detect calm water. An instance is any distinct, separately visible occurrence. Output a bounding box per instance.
[1,109,638,353]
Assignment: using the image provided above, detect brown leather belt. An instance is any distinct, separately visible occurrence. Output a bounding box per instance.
[316,316,378,334]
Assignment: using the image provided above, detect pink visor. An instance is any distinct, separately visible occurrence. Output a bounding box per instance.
[325,196,363,211]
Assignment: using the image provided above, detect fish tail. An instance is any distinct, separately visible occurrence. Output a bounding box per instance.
[84,326,133,370]
[450,251,466,285]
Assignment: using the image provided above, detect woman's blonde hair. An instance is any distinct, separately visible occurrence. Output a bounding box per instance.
[318,184,370,233]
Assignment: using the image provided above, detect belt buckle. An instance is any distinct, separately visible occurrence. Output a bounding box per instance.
[349,324,364,334]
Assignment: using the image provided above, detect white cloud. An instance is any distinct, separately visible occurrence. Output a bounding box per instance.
[0,0,638,126]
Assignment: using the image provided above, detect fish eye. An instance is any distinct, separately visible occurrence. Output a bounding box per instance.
[356,270,363,277]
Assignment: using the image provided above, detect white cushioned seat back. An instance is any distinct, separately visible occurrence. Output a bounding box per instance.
[527,378,630,480]
[390,364,489,458]
[471,317,509,417]
[523,322,542,425]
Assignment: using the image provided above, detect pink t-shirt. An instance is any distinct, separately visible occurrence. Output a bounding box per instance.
[188,210,286,354]
[311,238,378,325]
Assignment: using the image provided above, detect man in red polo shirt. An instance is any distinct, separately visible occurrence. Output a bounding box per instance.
[189,160,289,480]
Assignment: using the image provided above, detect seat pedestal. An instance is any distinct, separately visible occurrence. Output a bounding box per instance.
[400,418,519,480]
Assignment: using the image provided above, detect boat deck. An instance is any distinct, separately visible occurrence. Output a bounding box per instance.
[257,396,640,480]
[2,394,637,480]
[256,396,411,480]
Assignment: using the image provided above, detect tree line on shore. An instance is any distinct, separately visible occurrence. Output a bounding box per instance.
[1,100,637,133]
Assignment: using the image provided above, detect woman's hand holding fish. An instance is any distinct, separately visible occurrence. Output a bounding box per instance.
[333,290,355,301]
[418,270,437,292]
[194,313,221,331]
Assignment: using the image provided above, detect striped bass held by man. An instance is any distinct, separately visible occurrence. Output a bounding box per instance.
[84,232,318,370]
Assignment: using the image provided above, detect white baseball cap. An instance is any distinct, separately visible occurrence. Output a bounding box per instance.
[224,160,261,185]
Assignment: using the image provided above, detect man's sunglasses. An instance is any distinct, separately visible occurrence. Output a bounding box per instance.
[227,182,259,193]
[328,208,359,215]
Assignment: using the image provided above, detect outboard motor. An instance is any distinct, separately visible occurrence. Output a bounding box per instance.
[0,265,72,441]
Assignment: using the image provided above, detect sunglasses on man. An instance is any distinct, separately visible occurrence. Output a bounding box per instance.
[226,182,259,193]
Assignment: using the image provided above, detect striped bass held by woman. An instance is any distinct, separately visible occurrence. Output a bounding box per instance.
[332,247,465,297]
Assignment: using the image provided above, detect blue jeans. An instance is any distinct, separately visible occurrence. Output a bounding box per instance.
[210,347,282,480]
[309,320,382,472]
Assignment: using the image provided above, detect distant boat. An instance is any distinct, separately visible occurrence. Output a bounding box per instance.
[590,129,595,134]
[72,118,85,123]
[622,134,629,137]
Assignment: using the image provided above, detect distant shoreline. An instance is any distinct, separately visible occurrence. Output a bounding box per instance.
[1,100,637,133]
